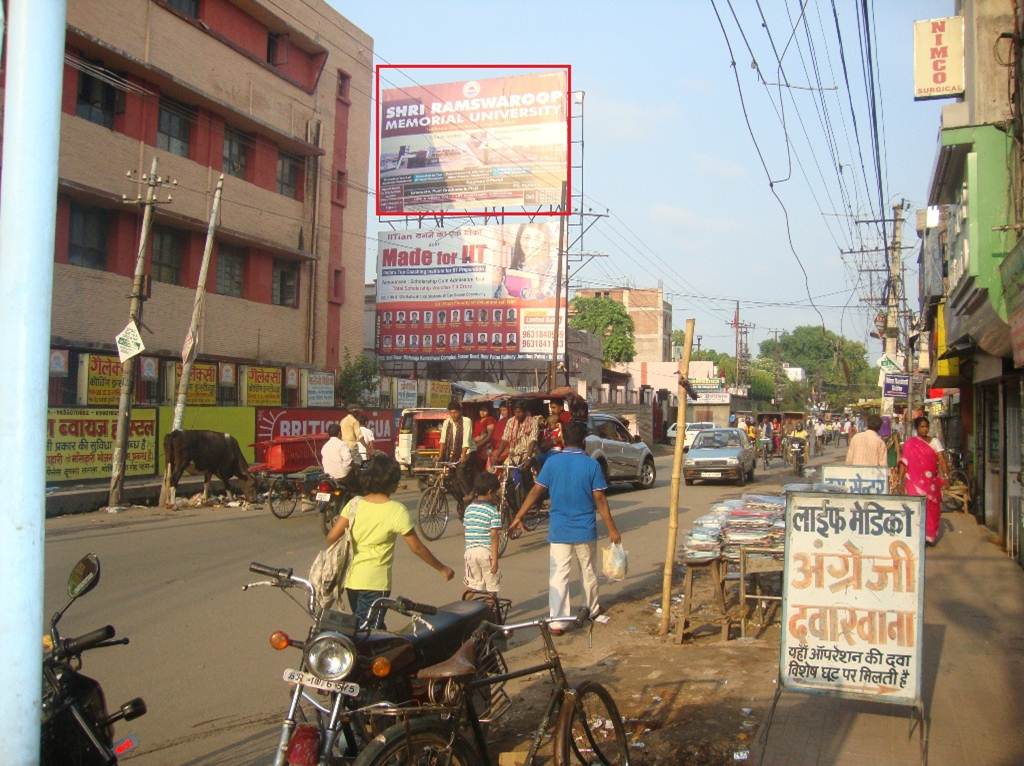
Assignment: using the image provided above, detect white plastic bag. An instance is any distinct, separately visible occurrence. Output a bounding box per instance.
[602,542,628,581]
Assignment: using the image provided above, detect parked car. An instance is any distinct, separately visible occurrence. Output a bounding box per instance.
[683,428,756,486]
[681,421,715,448]
[586,413,657,490]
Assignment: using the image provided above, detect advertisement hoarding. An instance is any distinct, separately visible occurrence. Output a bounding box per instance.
[242,366,283,407]
[255,408,398,456]
[168,362,218,406]
[781,492,925,707]
[375,223,565,361]
[47,407,157,482]
[377,68,569,215]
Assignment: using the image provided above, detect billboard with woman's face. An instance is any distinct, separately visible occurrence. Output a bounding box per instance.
[375,222,565,361]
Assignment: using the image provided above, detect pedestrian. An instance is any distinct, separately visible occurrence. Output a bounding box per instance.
[326,454,454,627]
[845,414,887,467]
[840,418,851,446]
[814,420,826,453]
[463,472,503,594]
[509,420,622,635]
[895,416,946,545]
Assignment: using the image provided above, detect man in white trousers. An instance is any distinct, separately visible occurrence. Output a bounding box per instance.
[509,420,622,635]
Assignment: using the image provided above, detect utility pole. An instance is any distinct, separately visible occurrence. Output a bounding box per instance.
[729,301,755,385]
[884,201,904,363]
[547,180,568,390]
[160,175,224,507]
[695,335,702,354]
[109,158,174,507]
[769,328,784,405]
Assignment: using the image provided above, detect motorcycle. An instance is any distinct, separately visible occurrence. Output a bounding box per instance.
[790,437,808,477]
[41,554,147,765]
[243,560,508,766]
[313,476,354,536]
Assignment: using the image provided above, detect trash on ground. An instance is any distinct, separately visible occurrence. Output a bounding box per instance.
[595,614,611,624]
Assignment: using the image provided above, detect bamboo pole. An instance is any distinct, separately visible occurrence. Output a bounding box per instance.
[659,318,695,636]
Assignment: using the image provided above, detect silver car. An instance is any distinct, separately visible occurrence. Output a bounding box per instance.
[683,428,756,486]
[585,413,657,490]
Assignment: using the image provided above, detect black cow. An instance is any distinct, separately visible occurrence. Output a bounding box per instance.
[164,429,255,505]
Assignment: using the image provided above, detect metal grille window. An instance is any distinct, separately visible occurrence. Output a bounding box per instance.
[272,259,298,307]
[223,129,249,179]
[76,72,116,128]
[166,0,199,17]
[68,203,109,270]
[216,246,246,297]
[151,227,184,285]
[157,98,192,157]
[277,153,301,198]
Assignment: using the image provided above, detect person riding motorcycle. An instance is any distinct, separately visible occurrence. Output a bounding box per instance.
[321,423,359,495]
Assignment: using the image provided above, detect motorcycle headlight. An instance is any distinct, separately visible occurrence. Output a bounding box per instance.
[725,457,739,465]
[304,632,356,681]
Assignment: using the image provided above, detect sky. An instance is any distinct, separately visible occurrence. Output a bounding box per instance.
[333,0,951,357]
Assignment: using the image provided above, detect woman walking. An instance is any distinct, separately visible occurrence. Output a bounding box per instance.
[896,416,946,546]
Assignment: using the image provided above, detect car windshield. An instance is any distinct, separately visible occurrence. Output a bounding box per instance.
[686,423,712,432]
[693,431,741,450]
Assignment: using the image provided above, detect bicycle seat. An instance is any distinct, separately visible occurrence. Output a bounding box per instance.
[417,637,478,680]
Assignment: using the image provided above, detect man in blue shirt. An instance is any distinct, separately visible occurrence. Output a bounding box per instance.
[509,420,622,635]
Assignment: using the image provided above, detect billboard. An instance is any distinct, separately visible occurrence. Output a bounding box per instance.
[913,17,964,100]
[375,223,565,361]
[377,68,570,215]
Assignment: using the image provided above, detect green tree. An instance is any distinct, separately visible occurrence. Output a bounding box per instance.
[570,296,636,364]
[336,351,379,406]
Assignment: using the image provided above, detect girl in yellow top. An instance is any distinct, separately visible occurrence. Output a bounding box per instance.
[326,454,454,628]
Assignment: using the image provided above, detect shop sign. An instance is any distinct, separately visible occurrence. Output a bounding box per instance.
[304,370,336,408]
[697,391,730,404]
[781,492,925,707]
[46,407,157,483]
[913,16,965,100]
[77,353,121,406]
[49,349,70,378]
[243,366,283,406]
[821,465,889,494]
[426,380,452,408]
[396,378,418,408]
[255,407,398,456]
[169,362,217,406]
[883,374,910,398]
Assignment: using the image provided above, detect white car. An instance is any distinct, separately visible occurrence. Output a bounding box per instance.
[682,422,716,448]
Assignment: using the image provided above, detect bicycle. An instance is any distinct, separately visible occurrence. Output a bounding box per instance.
[416,461,460,541]
[351,609,630,766]
[758,438,773,471]
[943,449,973,513]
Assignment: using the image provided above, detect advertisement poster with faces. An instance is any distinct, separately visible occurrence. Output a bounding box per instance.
[375,223,565,361]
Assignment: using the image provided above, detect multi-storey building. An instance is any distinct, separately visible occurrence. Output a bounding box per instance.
[40,0,371,407]
[574,286,673,362]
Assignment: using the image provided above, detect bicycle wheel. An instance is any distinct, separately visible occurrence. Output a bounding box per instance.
[320,500,343,537]
[417,484,450,541]
[352,716,478,766]
[554,681,631,766]
[268,476,300,519]
[497,500,512,557]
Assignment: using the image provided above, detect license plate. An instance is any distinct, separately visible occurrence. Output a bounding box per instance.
[283,668,360,695]
[315,492,333,502]
[700,471,722,478]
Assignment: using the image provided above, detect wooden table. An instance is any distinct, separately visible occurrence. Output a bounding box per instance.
[675,556,729,642]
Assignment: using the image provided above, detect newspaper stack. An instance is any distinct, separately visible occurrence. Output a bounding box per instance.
[682,507,732,562]
[720,495,786,561]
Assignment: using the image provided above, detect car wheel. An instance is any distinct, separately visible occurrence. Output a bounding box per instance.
[633,458,656,490]
[684,478,693,486]
[748,464,755,482]
[736,468,746,487]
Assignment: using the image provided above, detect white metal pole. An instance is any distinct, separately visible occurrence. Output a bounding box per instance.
[0,0,67,763]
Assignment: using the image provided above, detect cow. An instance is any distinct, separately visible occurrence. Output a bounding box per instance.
[163,429,256,506]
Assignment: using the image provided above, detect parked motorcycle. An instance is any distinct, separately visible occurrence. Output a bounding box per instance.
[790,437,808,477]
[41,554,147,765]
[243,560,508,766]
[313,476,354,536]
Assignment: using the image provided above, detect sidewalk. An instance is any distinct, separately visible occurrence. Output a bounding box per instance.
[755,511,1024,766]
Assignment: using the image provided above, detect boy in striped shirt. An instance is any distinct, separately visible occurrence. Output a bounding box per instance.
[463,472,502,593]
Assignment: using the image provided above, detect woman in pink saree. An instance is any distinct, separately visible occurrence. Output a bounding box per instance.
[896,416,946,545]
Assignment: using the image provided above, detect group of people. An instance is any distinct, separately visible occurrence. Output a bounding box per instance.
[319,397,622,634]
[319,406,380,491]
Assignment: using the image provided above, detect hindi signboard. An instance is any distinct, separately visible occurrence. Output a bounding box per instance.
[426,380,452,408]
[821,465,890,494]
[242,366,283,407]
[395,378,419,409]
[303,370,336,408]
[168,362,218,406]
[375,223,564,361]
[77,353,121,406]
[781,492,925,707]
[46,407,157,483]
[377,69,569,215]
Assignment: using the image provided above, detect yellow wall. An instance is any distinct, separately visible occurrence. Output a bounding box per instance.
[157,407,256,466]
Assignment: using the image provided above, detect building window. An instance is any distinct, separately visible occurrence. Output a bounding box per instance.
[337,70,351,101]
[166,0,200,18]
[333,170,347,205]
[156,98,193,157]
[216,245,246,297]
[223,128,249,179]
[272,258,298,307]
[267,33,287,65]
[151,227,184,285]
[277,153,301,198]
[68,203,109,270]
[76,72,117,128]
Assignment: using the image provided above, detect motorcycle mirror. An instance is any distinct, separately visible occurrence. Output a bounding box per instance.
[67,553,101,601]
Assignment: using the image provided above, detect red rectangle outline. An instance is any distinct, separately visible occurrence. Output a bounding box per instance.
[374,64,572,218]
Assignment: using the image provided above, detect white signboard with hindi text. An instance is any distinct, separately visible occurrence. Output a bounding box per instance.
[781,492,925,707]
[821,465,889,495]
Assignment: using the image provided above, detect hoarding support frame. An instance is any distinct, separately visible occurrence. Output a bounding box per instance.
[546,182,568,389]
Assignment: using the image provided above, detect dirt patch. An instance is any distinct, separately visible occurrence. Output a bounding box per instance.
[488,573,782,764]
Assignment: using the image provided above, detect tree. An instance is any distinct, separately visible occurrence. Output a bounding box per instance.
[570,296,636,364]
[336,351,379,406]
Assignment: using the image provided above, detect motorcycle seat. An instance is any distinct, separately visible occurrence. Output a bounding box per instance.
[401,600,489,668]
[417,637,477,680]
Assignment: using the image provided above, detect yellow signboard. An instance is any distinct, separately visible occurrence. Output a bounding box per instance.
[170,362,218,405]
[243,366,282,406]
[913,16,965,100]
[78,353,122,406]
[46,407,157,483]
[426,380,451,408]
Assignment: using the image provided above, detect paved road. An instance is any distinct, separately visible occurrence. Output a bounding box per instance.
[43,446,844,764]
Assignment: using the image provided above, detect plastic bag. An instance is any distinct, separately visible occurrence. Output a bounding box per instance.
[602,542,628,581]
